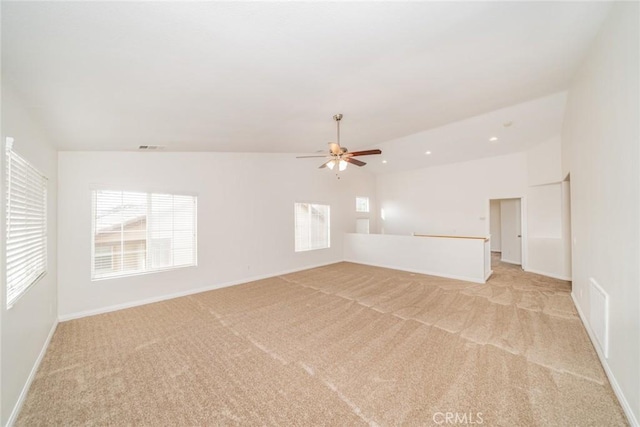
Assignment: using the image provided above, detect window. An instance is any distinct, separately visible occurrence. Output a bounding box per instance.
[356,196,370,213]
[5,139,48,308]
[92,190,197,279]
[94,245,114,273]
[294,203,330,252]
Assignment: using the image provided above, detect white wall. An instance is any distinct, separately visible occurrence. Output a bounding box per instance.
[376,152,528,237]
[1,88,58,425]
[57,152,375,318]
[525,134,570,279]
[489,200,501,251]
[561,2,639,424]
[561,180,572,279]
[375,136,573,280]
[344,233,490,284]
[528,184,561,237]
[527,136,562,186]
[526,183,564,278]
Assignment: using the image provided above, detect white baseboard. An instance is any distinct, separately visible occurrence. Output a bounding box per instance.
[571,292,638,427]
[343,259,485,284]
[524,267,572,281]
[6,319,58,427]
[58,260,342,321]
[484,269,494,281]
[500,258,522,265]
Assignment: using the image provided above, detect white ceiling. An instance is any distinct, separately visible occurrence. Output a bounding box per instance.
[3,2,610,161]
[363,91,567,174]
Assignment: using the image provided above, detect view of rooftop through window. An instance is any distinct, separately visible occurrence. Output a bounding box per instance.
[92,190,197,279]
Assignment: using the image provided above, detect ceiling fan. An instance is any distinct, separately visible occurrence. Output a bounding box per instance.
[297,114,382,171]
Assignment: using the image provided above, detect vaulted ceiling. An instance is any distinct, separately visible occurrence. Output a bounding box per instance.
[2,2,610,167]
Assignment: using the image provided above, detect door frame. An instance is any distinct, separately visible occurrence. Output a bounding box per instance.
[486,196,527,270]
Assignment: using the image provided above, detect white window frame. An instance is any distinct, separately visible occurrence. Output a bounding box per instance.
[294,202,330,252]
[91,189,198,280]
[5,138,48,308]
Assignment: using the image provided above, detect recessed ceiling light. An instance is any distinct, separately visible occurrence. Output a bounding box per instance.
[489,137,498,142]
[382,160,388,164]
[425,151,432,155]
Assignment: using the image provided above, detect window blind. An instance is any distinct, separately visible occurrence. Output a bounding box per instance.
[5,141,48,307]
[294,203,330,252]
[92,190,197,279]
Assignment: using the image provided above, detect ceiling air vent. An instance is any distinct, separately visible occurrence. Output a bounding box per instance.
[138,145,165,150]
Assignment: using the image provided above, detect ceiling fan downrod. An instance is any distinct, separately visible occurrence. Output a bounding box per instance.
[333,113,342,146]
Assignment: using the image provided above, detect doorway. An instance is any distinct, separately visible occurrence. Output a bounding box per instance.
[489,198,525,267]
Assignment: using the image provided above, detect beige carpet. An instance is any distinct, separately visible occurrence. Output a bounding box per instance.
[17,256,627,426]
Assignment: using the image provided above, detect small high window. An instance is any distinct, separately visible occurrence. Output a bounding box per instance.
[356,196,370,213]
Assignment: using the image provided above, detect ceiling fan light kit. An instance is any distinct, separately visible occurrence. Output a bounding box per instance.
[297,114,382,173]
[325,159,348,171]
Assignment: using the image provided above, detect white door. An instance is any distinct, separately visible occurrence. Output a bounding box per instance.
[500,199,522,264]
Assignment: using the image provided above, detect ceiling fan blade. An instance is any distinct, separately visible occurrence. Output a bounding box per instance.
[328,142,341,155]
[345,157,366,167]
[348,149,382,157]
[296,155,331,158]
